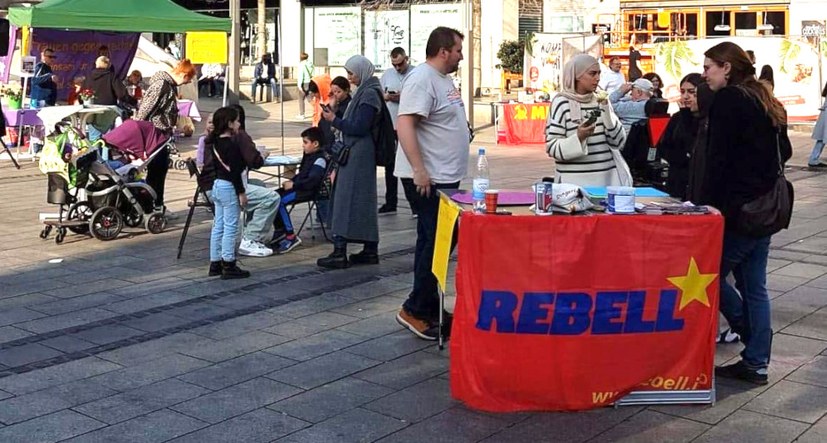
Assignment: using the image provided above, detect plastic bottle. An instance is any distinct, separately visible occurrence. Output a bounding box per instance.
[472,148,490,213]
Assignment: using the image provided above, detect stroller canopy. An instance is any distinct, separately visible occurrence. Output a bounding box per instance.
[103,120,171,160]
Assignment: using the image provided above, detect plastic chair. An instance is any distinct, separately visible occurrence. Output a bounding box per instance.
[177,158,214,259]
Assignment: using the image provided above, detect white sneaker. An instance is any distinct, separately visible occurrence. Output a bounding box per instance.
[294,114,306,120]
[238,239,273,257]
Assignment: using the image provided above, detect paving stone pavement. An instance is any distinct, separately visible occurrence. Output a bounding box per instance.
[0,97,826,442]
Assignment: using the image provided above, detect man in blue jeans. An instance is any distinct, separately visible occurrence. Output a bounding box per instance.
[394,27,470,340]
[251,54,279,103]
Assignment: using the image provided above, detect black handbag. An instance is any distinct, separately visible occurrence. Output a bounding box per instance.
[735,131,794,237]
[336,144,351,166]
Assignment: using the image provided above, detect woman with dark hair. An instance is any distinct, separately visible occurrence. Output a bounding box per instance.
[136,59,196,211]
[656,72,702,199]
[317,55,382,269]
[700,41,791,385]
[642,72,664,99]
[759,65,774,89]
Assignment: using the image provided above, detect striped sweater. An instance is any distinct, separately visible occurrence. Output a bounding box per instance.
[545,95,629,187]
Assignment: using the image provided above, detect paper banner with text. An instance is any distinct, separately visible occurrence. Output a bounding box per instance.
[432,193,461,293]
[523,33,602,93]
[29,29,140,102]
[451,213,723,411]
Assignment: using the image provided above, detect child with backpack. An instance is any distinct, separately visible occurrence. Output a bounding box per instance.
[272,127,329,254]
[207,107,250,279]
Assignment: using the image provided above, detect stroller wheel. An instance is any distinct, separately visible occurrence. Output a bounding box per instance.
[67,202,94,235]
[89,206,123,241]
[146,212,167,234]
[168,158,174,169]
[124,209,144,228]
[39,226,52,239]
[175,159,187,170]
[55,227,67,244]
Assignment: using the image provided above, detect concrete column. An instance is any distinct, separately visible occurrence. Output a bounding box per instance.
[281,0,303,78]
[480,0,518,93]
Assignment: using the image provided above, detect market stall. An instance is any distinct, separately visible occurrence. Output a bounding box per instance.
[441,193,723,412]
[497,102,550,145]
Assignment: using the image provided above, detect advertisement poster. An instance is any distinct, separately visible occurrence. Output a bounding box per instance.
[314,6,362,66]
[654,36,826,121]
[410,4,462,65]
[523,33,601,93]
[365,10,410,71]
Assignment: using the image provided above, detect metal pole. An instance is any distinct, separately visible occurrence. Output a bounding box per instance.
[227,0,241,105]
[462,0,474,126]
[278,9,285,155]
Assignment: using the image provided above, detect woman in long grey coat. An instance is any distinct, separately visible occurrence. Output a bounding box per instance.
[317,55,381,269]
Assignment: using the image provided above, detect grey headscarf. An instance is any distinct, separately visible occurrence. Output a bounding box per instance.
[343,55,382,118]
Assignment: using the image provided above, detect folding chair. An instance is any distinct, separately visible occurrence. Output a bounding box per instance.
[285,156,335,242]
[1,111,20,169]
[177,158,214,259]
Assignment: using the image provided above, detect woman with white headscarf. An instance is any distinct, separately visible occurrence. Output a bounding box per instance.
[318,55,383,269]
[545,54,631,187]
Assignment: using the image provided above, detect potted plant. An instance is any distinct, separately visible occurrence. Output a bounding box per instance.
[1,83,24,110]
[79,89,96,106]
[497,40,525,94]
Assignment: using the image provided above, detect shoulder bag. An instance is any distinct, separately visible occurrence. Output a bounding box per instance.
[735,129,794,237]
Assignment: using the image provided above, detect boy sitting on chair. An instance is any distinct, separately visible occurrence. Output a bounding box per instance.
[272,127,329,254]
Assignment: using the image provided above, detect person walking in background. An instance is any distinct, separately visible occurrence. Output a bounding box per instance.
[546,54,629,187]
[395,27,470,340]
[136,59,196,213]
[809,81,827,168]
[657,73,703,200]
[205,106,250,280]
[379,47,417,217]
[317,55,382,270]
[599,57,625,94]
[307,74,332,128]
[297,52,314,119]
[252,54,279,103]
[700,41,791,385]
[31,47,58,108]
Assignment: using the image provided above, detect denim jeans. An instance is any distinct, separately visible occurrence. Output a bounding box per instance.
[401,179,460,321]
[809,140,825,166]
[719,231,772,369]
[252,78,280,101]
[210,179,241,262]
[243,182,280,243]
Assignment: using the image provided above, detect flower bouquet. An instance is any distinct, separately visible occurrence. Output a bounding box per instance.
[1,83,24,109]
[79,88,96,106]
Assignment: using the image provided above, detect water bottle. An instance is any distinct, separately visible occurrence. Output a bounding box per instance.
[472,148,490,213]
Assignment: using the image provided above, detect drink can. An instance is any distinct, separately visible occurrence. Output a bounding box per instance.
[534,182,553,214]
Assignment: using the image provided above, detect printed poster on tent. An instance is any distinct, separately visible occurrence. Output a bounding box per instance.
[653,36,826,121]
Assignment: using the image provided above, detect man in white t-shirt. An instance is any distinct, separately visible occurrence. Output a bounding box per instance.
[379,47,416,216]
[395,27,470,341]
[599,57,626,94]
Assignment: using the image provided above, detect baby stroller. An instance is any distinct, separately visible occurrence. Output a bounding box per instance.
[39,121,172,242]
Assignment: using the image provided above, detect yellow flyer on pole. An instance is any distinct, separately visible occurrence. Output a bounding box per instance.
[432,192,461,293]
[185,32,228,64]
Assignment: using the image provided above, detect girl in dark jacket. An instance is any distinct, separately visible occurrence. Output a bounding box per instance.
[700,41,791,385]
[657,73,702,200]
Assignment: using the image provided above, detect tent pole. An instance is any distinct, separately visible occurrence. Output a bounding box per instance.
[228,0,241,105]
[279,9,284,155]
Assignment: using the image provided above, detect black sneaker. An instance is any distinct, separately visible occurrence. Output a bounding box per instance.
[221,260,251,280]
[715,361,768,385]
[378,204,397,215]
[349,250,379,265]
[208,261,222,277]
[269,230,288,246]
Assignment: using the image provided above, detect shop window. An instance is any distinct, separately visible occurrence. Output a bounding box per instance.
[765,11,785,35]
[706,11,731,36]
[735,12,757,31]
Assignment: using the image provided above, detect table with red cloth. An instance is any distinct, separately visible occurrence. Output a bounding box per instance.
[498,102,550,145]
[450,211,724,412]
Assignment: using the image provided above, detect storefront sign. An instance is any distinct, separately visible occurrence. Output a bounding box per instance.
[365,10,410,71]
[451,213,723,411]
[29,29,140,102]
[314,6,361,66]
[654,36,826,121]
[185,32,228,64]
[410,4,462,65]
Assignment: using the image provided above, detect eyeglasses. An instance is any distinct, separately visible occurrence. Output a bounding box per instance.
[44,54,55,59]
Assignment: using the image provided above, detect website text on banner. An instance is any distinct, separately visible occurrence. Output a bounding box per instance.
[501,102,549,145]
[30,29,140,102]
[450,213,724,412]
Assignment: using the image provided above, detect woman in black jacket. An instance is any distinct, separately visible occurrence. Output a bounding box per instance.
[700,41,791,385]
[657,73,702,199]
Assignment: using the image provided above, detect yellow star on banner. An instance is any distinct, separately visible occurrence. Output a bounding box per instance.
[667,258,718,310]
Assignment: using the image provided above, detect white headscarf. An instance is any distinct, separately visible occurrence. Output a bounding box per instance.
[558,54,599,122]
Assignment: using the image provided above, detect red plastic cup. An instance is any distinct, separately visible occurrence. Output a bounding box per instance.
[485,189,499,214]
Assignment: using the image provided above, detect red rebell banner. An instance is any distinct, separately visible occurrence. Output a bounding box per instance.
[451,213,724,412]
[501,103,549,145]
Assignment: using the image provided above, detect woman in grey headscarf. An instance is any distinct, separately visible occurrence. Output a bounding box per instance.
[317,55,383,269]
[545,53,630,187]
